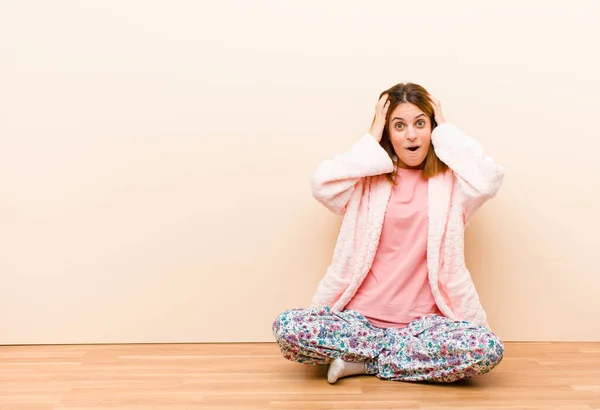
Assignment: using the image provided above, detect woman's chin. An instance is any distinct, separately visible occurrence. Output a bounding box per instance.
[398,158,425,169]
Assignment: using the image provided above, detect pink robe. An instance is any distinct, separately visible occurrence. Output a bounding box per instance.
[309,123,504,328]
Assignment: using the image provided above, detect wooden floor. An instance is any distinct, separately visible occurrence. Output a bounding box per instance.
[1,342,599,410]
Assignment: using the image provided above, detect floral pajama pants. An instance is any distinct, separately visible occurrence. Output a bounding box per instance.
[272,307,504,383]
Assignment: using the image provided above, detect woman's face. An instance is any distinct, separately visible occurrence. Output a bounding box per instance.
[387,103,432,169]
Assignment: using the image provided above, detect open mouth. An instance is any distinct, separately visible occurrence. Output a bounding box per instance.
[407,146,420,152]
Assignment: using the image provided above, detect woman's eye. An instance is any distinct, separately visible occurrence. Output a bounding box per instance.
[394,123,403,129]
[417,120,425,126]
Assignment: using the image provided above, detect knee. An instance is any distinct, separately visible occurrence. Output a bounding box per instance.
[474,331,504,368]
[487,334,504,366]
[272,309,302,343]
[271,310,288,340]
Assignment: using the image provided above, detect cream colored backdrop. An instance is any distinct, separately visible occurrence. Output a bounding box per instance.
[1,0,599,344]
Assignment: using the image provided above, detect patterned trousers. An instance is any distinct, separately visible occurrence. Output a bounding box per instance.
[272,307,504,382]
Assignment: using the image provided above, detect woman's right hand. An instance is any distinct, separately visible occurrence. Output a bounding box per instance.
[369,93,390,143]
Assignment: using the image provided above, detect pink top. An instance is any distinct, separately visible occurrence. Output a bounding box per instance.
[344,168,442,328]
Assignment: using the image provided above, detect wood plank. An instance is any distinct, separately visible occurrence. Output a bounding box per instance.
[0,342,598,409]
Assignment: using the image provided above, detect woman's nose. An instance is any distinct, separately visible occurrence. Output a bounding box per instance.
[407,128,417,140]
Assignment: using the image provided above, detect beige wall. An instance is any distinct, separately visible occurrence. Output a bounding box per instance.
[1,0,599,344]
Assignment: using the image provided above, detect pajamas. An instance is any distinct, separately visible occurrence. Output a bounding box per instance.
[272,307,504,382]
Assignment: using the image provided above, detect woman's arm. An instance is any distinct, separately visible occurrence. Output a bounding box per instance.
[427,94,504,222]
[431,123,505,221]
[311,94,394,214]
[311,133,394,214]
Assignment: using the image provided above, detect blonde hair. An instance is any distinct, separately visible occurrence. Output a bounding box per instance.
[377,83,448,183]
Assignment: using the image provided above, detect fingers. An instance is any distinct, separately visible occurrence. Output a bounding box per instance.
[427,93,440,108]
[375,94,390,120]
[382,99,390,116]
[426,93,446,124]
[376,93,389,109]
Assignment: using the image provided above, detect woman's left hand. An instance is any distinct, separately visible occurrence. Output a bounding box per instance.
[427,94,446,125]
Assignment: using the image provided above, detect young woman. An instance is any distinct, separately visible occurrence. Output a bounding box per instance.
[272,82,505,384]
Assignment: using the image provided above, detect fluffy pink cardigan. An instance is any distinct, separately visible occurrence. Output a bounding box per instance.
[309,123,504,328]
